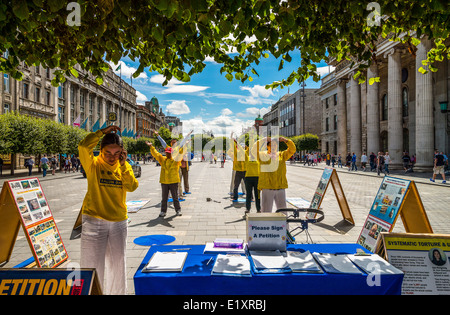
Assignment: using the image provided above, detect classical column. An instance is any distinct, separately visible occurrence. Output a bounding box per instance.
[415,37,434,171]
[366,62,380,155]
[336,79,348,156]
[386,48,403,168]
[350,73,362,160]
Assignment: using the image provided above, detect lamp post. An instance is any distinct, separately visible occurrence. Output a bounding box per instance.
[300,81,306,134]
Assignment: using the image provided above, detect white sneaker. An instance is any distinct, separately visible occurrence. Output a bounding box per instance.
[176,210,182,216]
[159,212,166,217]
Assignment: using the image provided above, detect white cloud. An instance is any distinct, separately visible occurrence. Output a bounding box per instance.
[136,91,148,105]
[149,74,209,94]
[236,106,270,118]
[221,108,233,116]
[316,65,335,76]
[110,61,147,80]
[240,85,274,98]
[167,100,191,115]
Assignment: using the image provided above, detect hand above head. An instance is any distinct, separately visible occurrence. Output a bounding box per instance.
[101,125,121,134]
[120,150,127,166]
[145,141,153,147]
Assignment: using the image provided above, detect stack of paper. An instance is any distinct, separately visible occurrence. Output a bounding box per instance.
[143,251,188,272]
[284,251,323,273]
[249,250,291,273]
[347,254,404,275]
[203,242,246,254]
[312,253,363,274]
[214,238,244,249]
[211,254,251,277]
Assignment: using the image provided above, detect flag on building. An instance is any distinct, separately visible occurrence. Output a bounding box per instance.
[92,119,100,132]
[100,121,107,130]
[73,114,81,128]
[81,117,89,130]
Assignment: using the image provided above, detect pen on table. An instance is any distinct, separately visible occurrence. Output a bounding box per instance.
[172,248,191,251]
[206,257,213,265]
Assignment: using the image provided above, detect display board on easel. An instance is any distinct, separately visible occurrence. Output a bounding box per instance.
[0,178,68,268]
[357,176,433,253]
[305,167,354,224]
[378,232,450,295]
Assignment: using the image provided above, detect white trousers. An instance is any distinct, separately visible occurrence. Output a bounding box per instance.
[260,189,287,213]
[81,215,128,295]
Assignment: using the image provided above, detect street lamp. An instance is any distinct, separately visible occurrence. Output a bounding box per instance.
[300,81,306,134]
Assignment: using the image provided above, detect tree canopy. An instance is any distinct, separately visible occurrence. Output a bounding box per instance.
[0,0,449,88]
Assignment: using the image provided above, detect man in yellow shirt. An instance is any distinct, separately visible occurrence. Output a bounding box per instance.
[228,139,247,201]
[235,140,260,213]
[78,125,139,295]
[146,141,182,217]
[251,136,296,212]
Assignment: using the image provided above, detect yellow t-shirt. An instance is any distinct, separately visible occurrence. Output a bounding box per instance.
[78,130,139,222]
[151,146,181,184]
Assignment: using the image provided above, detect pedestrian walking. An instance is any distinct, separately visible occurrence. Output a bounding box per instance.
[78,125,139,295]
[40,154,49,177]
[71,155,77,173]
[351,152,358,171]
[251,136,296,213]
[146,141,182,217]
[346,152,352,170]
[64,157,71,173]
[377,151,385,176]
[220,152,226,168]
[369,152,377,171]
[25,158,34,176]
[384,152,391,175]
[361,152,367,171]
[50,155,58,175]
[0,157,3,176]
[402,152,411,173]
[337,154,343,168]
[430,150,446,183]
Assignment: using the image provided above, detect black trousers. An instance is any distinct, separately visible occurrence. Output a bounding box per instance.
[161,183,180,213]
[244,176,261,212]
[233,171,246,200]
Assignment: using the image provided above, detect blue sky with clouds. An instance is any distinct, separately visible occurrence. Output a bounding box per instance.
[111,50,334,136]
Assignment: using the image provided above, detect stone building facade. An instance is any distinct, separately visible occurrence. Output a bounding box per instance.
[318,37,450,171]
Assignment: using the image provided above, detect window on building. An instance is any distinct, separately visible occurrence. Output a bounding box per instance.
[334,94,337,106]
[334,115,337,130]
[35,65,40,75]
[325,117,329,131]
[46,91,51,106]
[3,74,10,93]
[3,103,10,113]
[35,87,40,103]
[46,68,51,79]
[402,87,408,117]
[23,82,29,99]
[382,94,388,121]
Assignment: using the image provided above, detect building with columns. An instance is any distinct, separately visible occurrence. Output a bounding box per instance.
[318,36,450,171]
[0,60,137,132]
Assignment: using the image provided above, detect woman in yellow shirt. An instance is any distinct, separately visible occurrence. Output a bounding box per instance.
[78,125,139,295]
[235,140,260,214]
[146,141,182,217]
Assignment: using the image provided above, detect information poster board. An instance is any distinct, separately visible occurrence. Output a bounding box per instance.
[357,176,432,253]
[306,167,354,224]
[0,178,68,268]
[379,233,450,295]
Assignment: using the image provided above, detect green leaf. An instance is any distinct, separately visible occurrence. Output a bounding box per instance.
[12,0,29,20]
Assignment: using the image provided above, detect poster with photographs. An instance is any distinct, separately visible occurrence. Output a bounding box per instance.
[8,178,52,227]
[357,176,411,252]
[7,178,68,267]
[306,167,333,219]
[381,233,450,295]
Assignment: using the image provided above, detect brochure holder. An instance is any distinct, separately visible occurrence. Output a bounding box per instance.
[0,178,68,268]
[357,176,432,253]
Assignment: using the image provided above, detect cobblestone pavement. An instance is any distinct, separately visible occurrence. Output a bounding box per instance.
[1,160,449,294]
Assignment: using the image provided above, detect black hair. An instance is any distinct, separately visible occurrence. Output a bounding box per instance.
[100,133,123,150]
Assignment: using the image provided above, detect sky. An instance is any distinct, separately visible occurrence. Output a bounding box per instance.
[110,50,334,137]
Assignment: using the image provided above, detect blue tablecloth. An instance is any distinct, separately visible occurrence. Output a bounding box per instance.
[133,244,403,295]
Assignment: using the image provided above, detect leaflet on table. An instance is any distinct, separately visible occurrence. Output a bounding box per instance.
[249,250,292,274]
[203,242,247,254]
[357,176,411,252]
[284,250,323,273]
[143,251,188,272]
[312,253,363,274]
[211,254,251,277]
[213,238,244,249]
[347,254,403,275]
